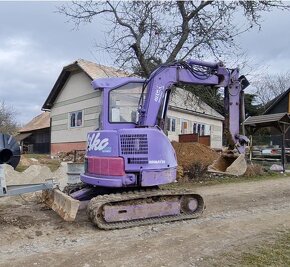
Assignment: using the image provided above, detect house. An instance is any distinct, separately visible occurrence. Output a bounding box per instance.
[16,112,50,154]
[264,88,290,115]
[42,59,224,154]
[168,88,224,147]
[263,87,290,147]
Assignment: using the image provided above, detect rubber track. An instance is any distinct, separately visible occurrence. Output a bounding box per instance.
[87,189,205,230]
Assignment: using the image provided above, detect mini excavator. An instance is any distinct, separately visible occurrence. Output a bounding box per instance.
[1,59,249,229]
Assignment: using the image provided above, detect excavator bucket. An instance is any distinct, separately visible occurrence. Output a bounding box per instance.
[42,189,80,221]
[208,153,247,176]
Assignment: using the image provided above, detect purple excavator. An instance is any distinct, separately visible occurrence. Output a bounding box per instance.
[45,59,249,229]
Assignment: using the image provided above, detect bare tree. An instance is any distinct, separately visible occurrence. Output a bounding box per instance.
[0,101,19,135]
[58,1,290,77]
[252,72,290,107]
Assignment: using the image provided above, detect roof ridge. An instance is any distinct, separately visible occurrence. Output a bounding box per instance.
[76,58,124,72]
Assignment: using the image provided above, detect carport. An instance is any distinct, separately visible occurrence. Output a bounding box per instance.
[243,112,290,172]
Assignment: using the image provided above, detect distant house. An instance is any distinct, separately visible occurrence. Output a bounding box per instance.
[264,88,290,115]
[167,88,224,146]
[264,87,290,146]
[16,112,50,154]
[42,59,224,155]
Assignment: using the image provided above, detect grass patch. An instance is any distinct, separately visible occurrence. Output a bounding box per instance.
[241,236,290,266]
[24,154,50,160]
[15,164,29,172]
[42,159,61,172]
[161,172,289,190]
[199,171,288,186]
[203,229,290,267]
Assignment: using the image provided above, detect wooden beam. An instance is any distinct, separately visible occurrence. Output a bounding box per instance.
[288,93,290,113]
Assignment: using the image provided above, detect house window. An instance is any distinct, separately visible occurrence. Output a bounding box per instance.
[69,111,83,128]
[192,122,210,136]
[201,124,205,136]
[197,124,201,135]
[172,118,176,132]
[193,123,197,134]
[166,117,176,132]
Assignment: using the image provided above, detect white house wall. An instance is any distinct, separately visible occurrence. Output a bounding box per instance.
[167,109,223,149]
[50,71,101,143]
[49,70,223,151]
[170,88,224,120]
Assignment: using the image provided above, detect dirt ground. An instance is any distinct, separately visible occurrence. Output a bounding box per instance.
[1,175,290,267]
[172,142,219,168]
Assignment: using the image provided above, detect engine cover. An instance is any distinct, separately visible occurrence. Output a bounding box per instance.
[83,127,177,187]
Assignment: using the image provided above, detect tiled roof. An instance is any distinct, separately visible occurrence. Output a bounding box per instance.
[243,113,290,125]
[243,113,290,134]
[19,112,50,132]
[170,88,224,120]
[42,59,223,123]
[42,59,128,110]
[77,59,127,79]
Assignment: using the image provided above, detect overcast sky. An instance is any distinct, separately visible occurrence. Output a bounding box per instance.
[1,1,290,125]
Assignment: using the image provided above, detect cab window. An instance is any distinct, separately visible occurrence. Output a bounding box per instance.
[109,83,146,123]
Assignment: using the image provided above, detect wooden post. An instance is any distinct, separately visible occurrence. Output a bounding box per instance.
[249,135,253,161]
[281,124,286,172]
[240,91,246,136]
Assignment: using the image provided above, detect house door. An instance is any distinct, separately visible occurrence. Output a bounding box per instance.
[181,120,188,134]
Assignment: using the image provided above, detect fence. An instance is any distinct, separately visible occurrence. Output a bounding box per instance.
[179,133,210,146]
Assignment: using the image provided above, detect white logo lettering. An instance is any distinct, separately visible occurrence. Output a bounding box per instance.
[154,86,164,103]
[88,133,109,151]
[149,160,166,164]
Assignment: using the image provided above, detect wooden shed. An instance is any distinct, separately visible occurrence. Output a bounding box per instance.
[16,112,50,154]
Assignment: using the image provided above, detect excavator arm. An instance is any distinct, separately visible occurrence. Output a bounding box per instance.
[138,59,249,156]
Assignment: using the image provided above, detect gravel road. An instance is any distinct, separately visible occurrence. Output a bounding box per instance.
[1,176,290,267]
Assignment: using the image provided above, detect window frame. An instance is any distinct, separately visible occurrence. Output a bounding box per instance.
[171,118,176,132]
[68,110,84,128]
[192,121,210,136]
[181,119,188,134]
[167,116,177,132]
[108,82,145,124]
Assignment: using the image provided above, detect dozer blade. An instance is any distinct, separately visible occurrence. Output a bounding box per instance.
[208,153,247,176]
[42,189,80,221]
